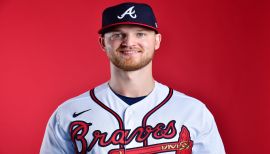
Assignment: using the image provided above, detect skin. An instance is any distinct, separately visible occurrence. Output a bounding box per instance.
[99,25,162,97]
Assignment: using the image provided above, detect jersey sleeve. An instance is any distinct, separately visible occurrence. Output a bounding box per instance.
[192,105,226,154]
[40,109,75,154]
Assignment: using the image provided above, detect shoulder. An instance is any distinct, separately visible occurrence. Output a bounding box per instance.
[172,89,206,108]
[157,81,206,109]
[157,82,213,121]
[57,91,90,111]
[52,83,108,124]
[57,82,108,111]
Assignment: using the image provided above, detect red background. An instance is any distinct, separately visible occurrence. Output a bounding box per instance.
[0,0,269,153]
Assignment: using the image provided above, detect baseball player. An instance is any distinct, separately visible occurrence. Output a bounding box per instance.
[40,2,225,154]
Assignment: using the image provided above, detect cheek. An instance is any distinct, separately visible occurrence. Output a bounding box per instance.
[105,41,121,52]
[141,39,156,51]
[104,42,115,52]
[105,45,112,52]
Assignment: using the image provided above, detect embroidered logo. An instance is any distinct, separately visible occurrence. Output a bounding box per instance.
[69,120,193,154]
[73,109,91,118]
[117,6,137,19]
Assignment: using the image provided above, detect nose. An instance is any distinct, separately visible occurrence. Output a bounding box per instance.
[121,34,136,47]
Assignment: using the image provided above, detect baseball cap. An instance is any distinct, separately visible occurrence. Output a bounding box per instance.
[98,2,158,34]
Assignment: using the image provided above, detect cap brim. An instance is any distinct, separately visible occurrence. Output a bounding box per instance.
[98,22,158,34]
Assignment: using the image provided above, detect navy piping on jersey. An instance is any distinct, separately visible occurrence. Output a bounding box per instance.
[142,88,173,146]
[89,89,125,149]
[89,86,174,148]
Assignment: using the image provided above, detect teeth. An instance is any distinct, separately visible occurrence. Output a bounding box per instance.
[122,50,138,54]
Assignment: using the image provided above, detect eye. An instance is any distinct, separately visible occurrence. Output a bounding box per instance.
[136,32,146,38]
[110,33,124,40]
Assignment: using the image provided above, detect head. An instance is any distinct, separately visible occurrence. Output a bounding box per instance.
[98,2,161,71]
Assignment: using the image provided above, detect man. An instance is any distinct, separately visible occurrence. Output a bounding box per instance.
[40,2,225,154]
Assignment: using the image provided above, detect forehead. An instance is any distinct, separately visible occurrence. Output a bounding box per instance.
[107,25,155,33]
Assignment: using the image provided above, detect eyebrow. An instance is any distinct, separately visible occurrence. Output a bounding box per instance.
[136,29,147,32]
[110,29,148,33]
[109,29,121,32]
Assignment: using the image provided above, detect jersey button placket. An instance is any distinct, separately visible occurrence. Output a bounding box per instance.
[123,107,134,151]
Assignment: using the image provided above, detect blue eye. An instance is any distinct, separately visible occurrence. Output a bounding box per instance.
[110,33,124,40]
[137,32,146,37]
[113,34,122,38]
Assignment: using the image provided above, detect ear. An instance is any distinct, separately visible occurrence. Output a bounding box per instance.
[99,36,106,51]
[154,33,162,50]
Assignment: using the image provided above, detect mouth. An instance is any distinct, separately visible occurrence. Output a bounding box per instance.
[119,50,141,56]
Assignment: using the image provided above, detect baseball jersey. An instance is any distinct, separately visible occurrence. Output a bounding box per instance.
[40,81,225,154]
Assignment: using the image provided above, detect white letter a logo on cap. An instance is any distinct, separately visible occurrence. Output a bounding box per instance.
[117,6,137,19]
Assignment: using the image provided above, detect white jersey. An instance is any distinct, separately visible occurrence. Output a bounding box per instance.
[40,81,225,154]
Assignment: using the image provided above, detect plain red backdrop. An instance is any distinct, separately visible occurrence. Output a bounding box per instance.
[0,0,269,153]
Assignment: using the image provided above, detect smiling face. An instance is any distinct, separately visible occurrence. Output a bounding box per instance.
[100,25,161,71]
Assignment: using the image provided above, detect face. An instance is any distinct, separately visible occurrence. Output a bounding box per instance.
[100,25,161,71]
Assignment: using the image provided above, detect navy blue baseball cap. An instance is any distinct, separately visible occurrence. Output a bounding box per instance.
[98,2,158,34]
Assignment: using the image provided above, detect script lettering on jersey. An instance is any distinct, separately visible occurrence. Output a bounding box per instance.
[69,120,177,153]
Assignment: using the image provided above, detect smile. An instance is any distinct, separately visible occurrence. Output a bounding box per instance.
[120,50,141,55]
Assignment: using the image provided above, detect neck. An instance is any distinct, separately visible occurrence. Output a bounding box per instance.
[109,62,155,97]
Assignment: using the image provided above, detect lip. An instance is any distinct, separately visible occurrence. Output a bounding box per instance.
[119,50,141,55]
